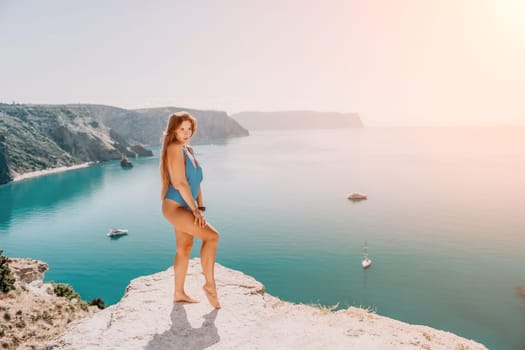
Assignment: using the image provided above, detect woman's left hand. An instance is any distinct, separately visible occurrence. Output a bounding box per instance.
[192,208,207,228]
[198,210,207,228]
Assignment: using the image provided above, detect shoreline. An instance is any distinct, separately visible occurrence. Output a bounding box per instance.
[13,162,95,182]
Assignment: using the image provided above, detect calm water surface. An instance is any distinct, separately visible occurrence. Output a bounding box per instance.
[1,127,525,350]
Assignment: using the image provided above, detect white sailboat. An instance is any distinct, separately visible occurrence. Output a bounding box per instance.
[362,241,372,269]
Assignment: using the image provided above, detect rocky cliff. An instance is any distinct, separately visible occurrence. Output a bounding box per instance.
[0,103,248,185]
[0,104,154,184]
[50,259,487,350]
[130,106,249,145]
[67,104,249,146]
[231,111,364,130]
[0,258,100,350]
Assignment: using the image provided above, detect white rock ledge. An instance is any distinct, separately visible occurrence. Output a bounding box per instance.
[50,258,488,350]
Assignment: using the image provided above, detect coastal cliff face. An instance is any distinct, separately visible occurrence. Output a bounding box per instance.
[0,104,154,184]
[0,103,247,185]
[231,111,364,130]
[130,107,249,145]
[0,135,11,184]
[51,259,487,350]
[0,258,99,350]
[67,105,250,146]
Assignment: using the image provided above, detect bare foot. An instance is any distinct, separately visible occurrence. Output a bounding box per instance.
[202,284,221,309]
[173,291,199,304]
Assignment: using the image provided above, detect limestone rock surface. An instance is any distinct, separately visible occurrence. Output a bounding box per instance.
[0,258,99,350]
[51,259,488,350]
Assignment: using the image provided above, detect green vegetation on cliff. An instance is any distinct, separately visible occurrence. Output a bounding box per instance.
[0,103,153,184]
[0,250,15,293]
[0,103,249,185]
[0,106,78,179]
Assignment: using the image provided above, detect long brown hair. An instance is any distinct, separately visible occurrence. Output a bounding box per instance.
[159,111,197,199]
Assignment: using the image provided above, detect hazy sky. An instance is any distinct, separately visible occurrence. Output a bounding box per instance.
[1,0,524,126]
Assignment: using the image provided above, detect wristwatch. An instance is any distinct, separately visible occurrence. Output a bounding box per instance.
[198,206,206,212]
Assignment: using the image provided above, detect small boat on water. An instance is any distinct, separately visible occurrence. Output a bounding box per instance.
[362,241,372,269]
[107,228,128,237]
[348,192,367,201]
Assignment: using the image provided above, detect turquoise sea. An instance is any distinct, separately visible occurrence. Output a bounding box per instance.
[1,127,525,350]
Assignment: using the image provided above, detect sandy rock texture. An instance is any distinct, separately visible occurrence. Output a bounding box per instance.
[0,258,99,350]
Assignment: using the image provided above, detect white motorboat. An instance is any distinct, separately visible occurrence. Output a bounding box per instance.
[107,228,128,237]
[362,241,372,269]
[348,192,367,201]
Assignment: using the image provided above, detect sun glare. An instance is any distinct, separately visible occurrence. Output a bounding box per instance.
[492,0,525,33]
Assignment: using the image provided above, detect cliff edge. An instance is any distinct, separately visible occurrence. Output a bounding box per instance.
[50,258,487,350]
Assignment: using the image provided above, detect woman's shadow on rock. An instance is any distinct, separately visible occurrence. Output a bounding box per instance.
[145,304,220,350]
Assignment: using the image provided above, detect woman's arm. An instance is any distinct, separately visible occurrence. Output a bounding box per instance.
[166,144,197,211]
[197,187,203,207]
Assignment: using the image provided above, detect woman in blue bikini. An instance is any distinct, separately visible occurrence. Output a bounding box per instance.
[160,111,220,309]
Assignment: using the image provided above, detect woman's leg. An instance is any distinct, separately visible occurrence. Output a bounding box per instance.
[163,200,221,308]
[199,231,220,309]
[173,229,198,303]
